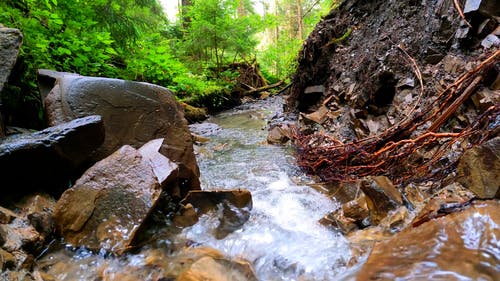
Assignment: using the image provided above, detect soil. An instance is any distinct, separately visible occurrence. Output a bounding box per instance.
[286,0,499,185]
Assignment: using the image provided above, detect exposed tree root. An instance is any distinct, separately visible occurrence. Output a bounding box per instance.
[293,49,500,185]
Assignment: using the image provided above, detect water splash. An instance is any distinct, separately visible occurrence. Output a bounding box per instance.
[185,97,351,280]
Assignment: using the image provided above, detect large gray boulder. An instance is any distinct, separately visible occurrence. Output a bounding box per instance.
[43,73,200,193]
[0,27,22,95]
[0,115,104,197]
[0,27,23,137]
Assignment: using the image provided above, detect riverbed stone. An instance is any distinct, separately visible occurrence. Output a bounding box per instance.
[457,136,500,198]
[53,145,162,254]
[0,206,18,224]
[16,193,56,238]
[43,74,200,191]
[180,189,253,239]
[0,218,43,253]
[360,176,403,225]
[0,247,15,270]
[0,115,104,196]
[354,200,500,280]
[267,123,292,144]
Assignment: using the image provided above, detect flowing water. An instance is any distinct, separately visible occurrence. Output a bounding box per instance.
[186,97,351,280]
[37,97,352,280]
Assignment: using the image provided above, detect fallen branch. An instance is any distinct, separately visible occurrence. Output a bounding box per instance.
[453,0,472,28]
[242,80,285,95]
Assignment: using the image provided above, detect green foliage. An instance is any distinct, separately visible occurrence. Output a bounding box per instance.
[257,0,333,79]
[180,0,262,70]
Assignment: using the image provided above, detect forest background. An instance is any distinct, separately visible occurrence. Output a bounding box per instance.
[0,0,335,128]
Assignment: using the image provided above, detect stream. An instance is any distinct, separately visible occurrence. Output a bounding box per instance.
[186,96,351,280]
[37,96,353,281]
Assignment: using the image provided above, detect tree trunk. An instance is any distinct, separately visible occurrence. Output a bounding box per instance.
[296,0,303,40]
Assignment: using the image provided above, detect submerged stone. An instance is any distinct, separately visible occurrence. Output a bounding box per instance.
[180,189,253,239]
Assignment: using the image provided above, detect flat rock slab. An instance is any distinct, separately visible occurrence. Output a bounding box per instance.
[53,145,162,254]
[355,200,500,280]
[43,74,200,191]
[0,115,104,195]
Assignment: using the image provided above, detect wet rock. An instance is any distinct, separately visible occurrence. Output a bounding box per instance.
[138,138,179,187]
[319,210,358,234]
[180,190,252,239]
[360,176,402,225]
[320,195,369,234]
[457,136,500,198]
[0,206,18,224]
[267,123,292,144]
[0,269,35,281]
[0,247,15,270]
[481,34,500,48]
[176,247,257,281]
[378,206,409,233]
[16,193,56,238]
[0,115,104,196]
[472,87,500,110]
[37,69,78,104]
[304,85,325,95]
[342,195,369,222]
[182,103,208,123]
[354,200,500,280]
[53,145,163,254]
[303,105,329,124]
[173,203,199,227]
[0,27,22,95]
[464,0,500,17]
[43,73,200,190]
[0,218,42,253]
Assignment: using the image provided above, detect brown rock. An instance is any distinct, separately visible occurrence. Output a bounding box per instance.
[0,218,42,252]
[0,247,15,270]
[342,195,369,222]
[457,136,500,198]
[267,124,292,144]
[360,176,402,225]
[16,194,56,238]
[303,105,329,124]
[354,200,500,280]
[176,247,257,281]
[173,203,199,227]
[0,115,104,196]
[43,74,200,191]
[319,210,358,234]
[0,206,18,224]
[180,190,253,238]
[178,256,257,281]
[53,145,162,254]
[182,103,208,123]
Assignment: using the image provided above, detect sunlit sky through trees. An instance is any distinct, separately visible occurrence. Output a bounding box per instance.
[159,0,266,22]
